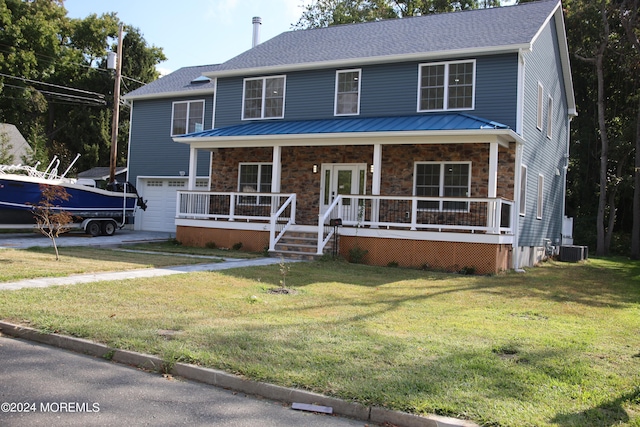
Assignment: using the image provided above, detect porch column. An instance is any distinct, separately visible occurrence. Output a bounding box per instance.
[188,146,198,190]
[371,144,382,226]
[271,145,282,193]
[488,141,498,198]
[487,141,499,233]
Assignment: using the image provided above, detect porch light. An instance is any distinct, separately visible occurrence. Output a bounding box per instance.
[370,164,374,173]
[313,164,318,173]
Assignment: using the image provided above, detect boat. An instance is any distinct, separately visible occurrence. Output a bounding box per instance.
[0,155,147,236]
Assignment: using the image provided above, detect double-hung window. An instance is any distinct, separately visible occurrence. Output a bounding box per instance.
[546,96,553,138]
[418,60,475,111]
[242,76,285,120]
[536,82,544,130]
[519,165,527,216]
[537,174,544,219]
[171,100,205,135]
[335,69,361,116]
[414,162,471,210]
[238,163,273,204]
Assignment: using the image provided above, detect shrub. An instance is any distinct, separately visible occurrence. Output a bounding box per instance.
[232,242,243,251]
[348,246,368,264]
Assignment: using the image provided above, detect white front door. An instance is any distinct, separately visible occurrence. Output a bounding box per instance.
[320,163,366,221]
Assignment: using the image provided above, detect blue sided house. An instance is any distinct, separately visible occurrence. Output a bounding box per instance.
[124,0,575,274]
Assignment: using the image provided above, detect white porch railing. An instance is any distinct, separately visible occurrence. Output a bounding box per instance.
[176,191,296,249]
[317,195,513,254]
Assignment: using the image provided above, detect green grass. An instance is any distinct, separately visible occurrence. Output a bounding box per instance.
[125,240,265,259]
[1,256,639,426]
[0,246,222,282]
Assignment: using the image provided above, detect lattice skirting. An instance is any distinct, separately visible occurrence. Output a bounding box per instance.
[177,226,269,252]
[340,236,511,275]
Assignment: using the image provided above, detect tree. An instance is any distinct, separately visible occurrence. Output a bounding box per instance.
[0,130,13,164]
[294,0,501,28]
[0,2,166,175]
[32,184,73,260]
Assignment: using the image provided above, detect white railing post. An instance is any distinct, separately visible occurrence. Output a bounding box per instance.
[229,193,236,221]
[411,196,418,230]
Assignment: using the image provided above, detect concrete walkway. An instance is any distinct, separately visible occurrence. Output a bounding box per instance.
[0,257,289,291]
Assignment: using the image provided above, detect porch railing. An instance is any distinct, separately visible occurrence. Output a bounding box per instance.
[317,195,513,254]
[176,191,296,249]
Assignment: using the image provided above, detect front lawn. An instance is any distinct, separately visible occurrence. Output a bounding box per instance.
[0,246,221,282]
[1,257,638,426]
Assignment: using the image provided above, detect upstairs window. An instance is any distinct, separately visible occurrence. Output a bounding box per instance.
[537,82,544,130]
[537,174,544,219]
[335,69,361,116]
[238,163,273,204]
[414,162,471,210]
[519,165,527,216]
[418,60,475,111]
[243,76,285,120]
[546,95,553,138]
[171,100,204,135]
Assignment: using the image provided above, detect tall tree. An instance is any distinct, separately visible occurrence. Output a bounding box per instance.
[294,0,500,28]
[0,1,165,175]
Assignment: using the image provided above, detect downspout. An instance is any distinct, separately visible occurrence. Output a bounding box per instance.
[560,114,574,245]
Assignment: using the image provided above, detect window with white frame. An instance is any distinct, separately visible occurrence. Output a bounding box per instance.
[335,69,361,116]
[546,96,553,138]
[418,60,475,111]
[537,174,544,219]
[238,163,273,204]
[171,100,205,135]
[536,82,543,130]
[414,162,471,210]
[519,165,527,216]
[242,76,285,120]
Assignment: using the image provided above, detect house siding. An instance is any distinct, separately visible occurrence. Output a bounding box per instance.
[518,17,569,251]
[213,54,519,129]
[128,96,213,181]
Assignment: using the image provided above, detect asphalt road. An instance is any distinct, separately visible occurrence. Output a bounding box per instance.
[0,336,369,427]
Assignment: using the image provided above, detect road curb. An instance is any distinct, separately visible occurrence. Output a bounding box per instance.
[0,321,478,427]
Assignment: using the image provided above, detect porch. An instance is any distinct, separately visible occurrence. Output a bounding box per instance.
[175,191,514,273]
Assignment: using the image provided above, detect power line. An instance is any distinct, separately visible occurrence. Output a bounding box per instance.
[0,72,106,99]
[3,83,106,107]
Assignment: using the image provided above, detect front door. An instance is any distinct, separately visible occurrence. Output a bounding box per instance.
[320,163,366,221]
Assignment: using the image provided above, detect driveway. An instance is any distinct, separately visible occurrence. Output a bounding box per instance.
[0,229,172,250]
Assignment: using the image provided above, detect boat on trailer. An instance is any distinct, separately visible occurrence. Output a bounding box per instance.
[0,155,147,236]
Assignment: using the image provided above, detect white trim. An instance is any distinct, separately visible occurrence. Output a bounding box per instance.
[417,59,476,112]
[339,226,513,245]
[124,89,216,101]
[488,142,498,198]
[211,78,217,129]
[516,51,525,135]
[241,75,286,120]
[175,128,523,148]
[334,69,361,116]
[271,146,282,194]
[536,173,544,219]
[125,100,134,183]
[203,44,531,79]
[176,218,270,232]
[171,99,205,136]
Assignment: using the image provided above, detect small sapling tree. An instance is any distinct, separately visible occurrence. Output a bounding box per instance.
[32,184,73,260]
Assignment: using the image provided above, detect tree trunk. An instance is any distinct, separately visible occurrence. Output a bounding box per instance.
[632,98,640,259]
[595,0,611,256]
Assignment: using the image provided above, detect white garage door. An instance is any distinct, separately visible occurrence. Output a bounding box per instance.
[136,178,208,233]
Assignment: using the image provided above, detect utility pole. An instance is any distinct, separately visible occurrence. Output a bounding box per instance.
[109,23,124,184]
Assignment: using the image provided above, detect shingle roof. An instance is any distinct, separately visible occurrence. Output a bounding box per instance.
[209,0,560,77]
[123,64,220,100]
[177,113,509,139]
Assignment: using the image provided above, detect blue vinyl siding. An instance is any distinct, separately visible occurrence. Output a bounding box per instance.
[128,96,213,182]
[518,17,569,248]
[214,54,519,129]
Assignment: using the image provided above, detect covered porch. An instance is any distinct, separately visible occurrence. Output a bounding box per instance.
[173,114,523,273]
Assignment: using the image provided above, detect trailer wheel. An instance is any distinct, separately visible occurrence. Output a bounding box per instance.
[86,221,102,237]
[102,220,117,236]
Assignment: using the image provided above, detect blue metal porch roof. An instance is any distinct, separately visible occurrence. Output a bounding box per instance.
[179,113,509,139]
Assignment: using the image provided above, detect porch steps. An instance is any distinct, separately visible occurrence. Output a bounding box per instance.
[271,231,336,261]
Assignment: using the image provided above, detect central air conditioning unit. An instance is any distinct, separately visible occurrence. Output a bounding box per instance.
[559,245,588,262]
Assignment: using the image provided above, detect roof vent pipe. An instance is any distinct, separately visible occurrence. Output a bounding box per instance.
[252,16,262,47]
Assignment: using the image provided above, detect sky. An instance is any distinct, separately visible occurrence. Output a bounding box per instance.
[63,0,518,77]
[62,0,305,76]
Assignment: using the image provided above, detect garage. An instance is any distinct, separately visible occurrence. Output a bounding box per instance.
[135,177,209,233]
